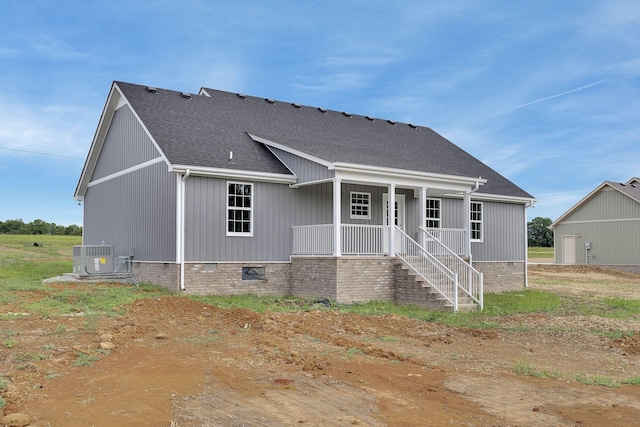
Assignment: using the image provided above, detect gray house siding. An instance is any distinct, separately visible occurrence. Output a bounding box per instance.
[269,147,334,183]
[83,161,176,262]
[184,178,333,262]
[553,188,640,266]
[471,201,526,261]
[92,105,162,181]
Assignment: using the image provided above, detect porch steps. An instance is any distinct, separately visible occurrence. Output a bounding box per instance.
[393,262,478,312]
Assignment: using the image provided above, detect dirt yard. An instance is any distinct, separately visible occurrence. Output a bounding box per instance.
[2,265,640,426]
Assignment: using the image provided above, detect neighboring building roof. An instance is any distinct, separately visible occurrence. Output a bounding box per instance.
[77,81,534,199]
[550,178,640,228]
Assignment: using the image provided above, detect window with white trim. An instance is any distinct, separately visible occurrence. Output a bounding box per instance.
[227,182,253,236]
[470,201,482,241]
[425,198,441,228]
[350,191,371,219]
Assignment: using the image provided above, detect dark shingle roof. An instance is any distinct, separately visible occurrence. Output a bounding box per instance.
[116,81,533,198]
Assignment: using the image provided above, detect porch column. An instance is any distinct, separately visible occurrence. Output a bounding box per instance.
[388,183,396,256]
[419,186,427,247]
[333,178,342,257]
[463,190,471,258]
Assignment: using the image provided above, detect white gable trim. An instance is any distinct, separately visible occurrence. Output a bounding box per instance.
[75,82,171,199]
[87,157,164,187]
[247,134,334,169]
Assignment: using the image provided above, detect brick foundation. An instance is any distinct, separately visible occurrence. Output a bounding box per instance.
[473,261,526,292]
[132,262,180,292]
[183,263,291,296]
[132,258,522,306]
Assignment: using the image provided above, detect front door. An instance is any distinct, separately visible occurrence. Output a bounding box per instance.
[382,194,406,231]
[383,194,405,252]
[562,235,576,264]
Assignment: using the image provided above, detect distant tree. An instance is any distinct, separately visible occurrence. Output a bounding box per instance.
[528,217,553,247]
[64,224,83,236]
[30,219,49,235]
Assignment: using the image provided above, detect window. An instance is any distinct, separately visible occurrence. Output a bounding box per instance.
[350,192,371,219]
[470,201,482,241]
[425,198,441,228]
[227,182,253,236]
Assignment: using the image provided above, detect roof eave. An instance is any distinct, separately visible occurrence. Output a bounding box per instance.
[169,164,297,184]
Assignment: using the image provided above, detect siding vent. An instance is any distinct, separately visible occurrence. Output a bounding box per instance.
[365,116,375,121]
[291,103,302,109]
[342,112,352,117]
[145,86,157,93]
[317,107,327,113]
[264,98,275,104]
[236,93,247,99]
[387,120,396,125]
[180,92,191,99]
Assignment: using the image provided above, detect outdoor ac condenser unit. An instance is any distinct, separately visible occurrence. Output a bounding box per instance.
[72,245,115,275]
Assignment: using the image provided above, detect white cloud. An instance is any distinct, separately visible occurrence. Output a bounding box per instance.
[0,100,89,159]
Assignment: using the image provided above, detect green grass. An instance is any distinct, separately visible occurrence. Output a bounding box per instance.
[528,246,554,259]
[0,234,169,318]
[2,234,640,332]
[513,360,562,379]
[574,373,620,388]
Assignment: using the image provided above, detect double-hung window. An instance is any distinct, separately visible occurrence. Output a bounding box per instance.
[425,198,441,228]
[470,201,482,241]
[227,182,253,236]
[350,192,371,220]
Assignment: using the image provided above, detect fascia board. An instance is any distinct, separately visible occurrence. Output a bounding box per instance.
[470,192,537,205]
[333,162,487,187]
[169,164,297,184]
[247,133,334,169]
[74,83,120,199]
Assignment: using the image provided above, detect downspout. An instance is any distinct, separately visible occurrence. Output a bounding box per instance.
[180,169,190,291]
[524,200,535,288]
[465,180,481,263]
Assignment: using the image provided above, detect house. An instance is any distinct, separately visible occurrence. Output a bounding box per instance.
[74,81,536,311]
[550,178,640,273]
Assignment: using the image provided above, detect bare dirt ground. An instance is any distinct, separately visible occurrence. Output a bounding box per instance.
[2,265,640,426]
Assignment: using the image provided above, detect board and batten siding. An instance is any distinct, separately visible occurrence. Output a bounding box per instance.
[83,161,177,261]
[92,105,162,181]
[184,178,333,262]
[553,188,640,265]
[268,147,334,183]
[471,201,526,261]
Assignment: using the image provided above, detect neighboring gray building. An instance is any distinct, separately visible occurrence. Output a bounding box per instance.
[74,81,536,311]
[550,178,640,273]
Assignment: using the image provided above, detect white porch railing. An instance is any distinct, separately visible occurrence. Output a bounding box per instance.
[395,227,459,309]
[423,227,466,255]
[292,224,334,255]
[420,227,483,309]
[341,224,387,255]
[292,224,388,256]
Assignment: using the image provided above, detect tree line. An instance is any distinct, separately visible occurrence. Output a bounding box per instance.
[0,219,82,236]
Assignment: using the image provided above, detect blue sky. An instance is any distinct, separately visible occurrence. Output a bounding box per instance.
[1,0,638,226]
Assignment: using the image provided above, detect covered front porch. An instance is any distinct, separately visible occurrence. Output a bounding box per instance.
[289,175,485,311]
